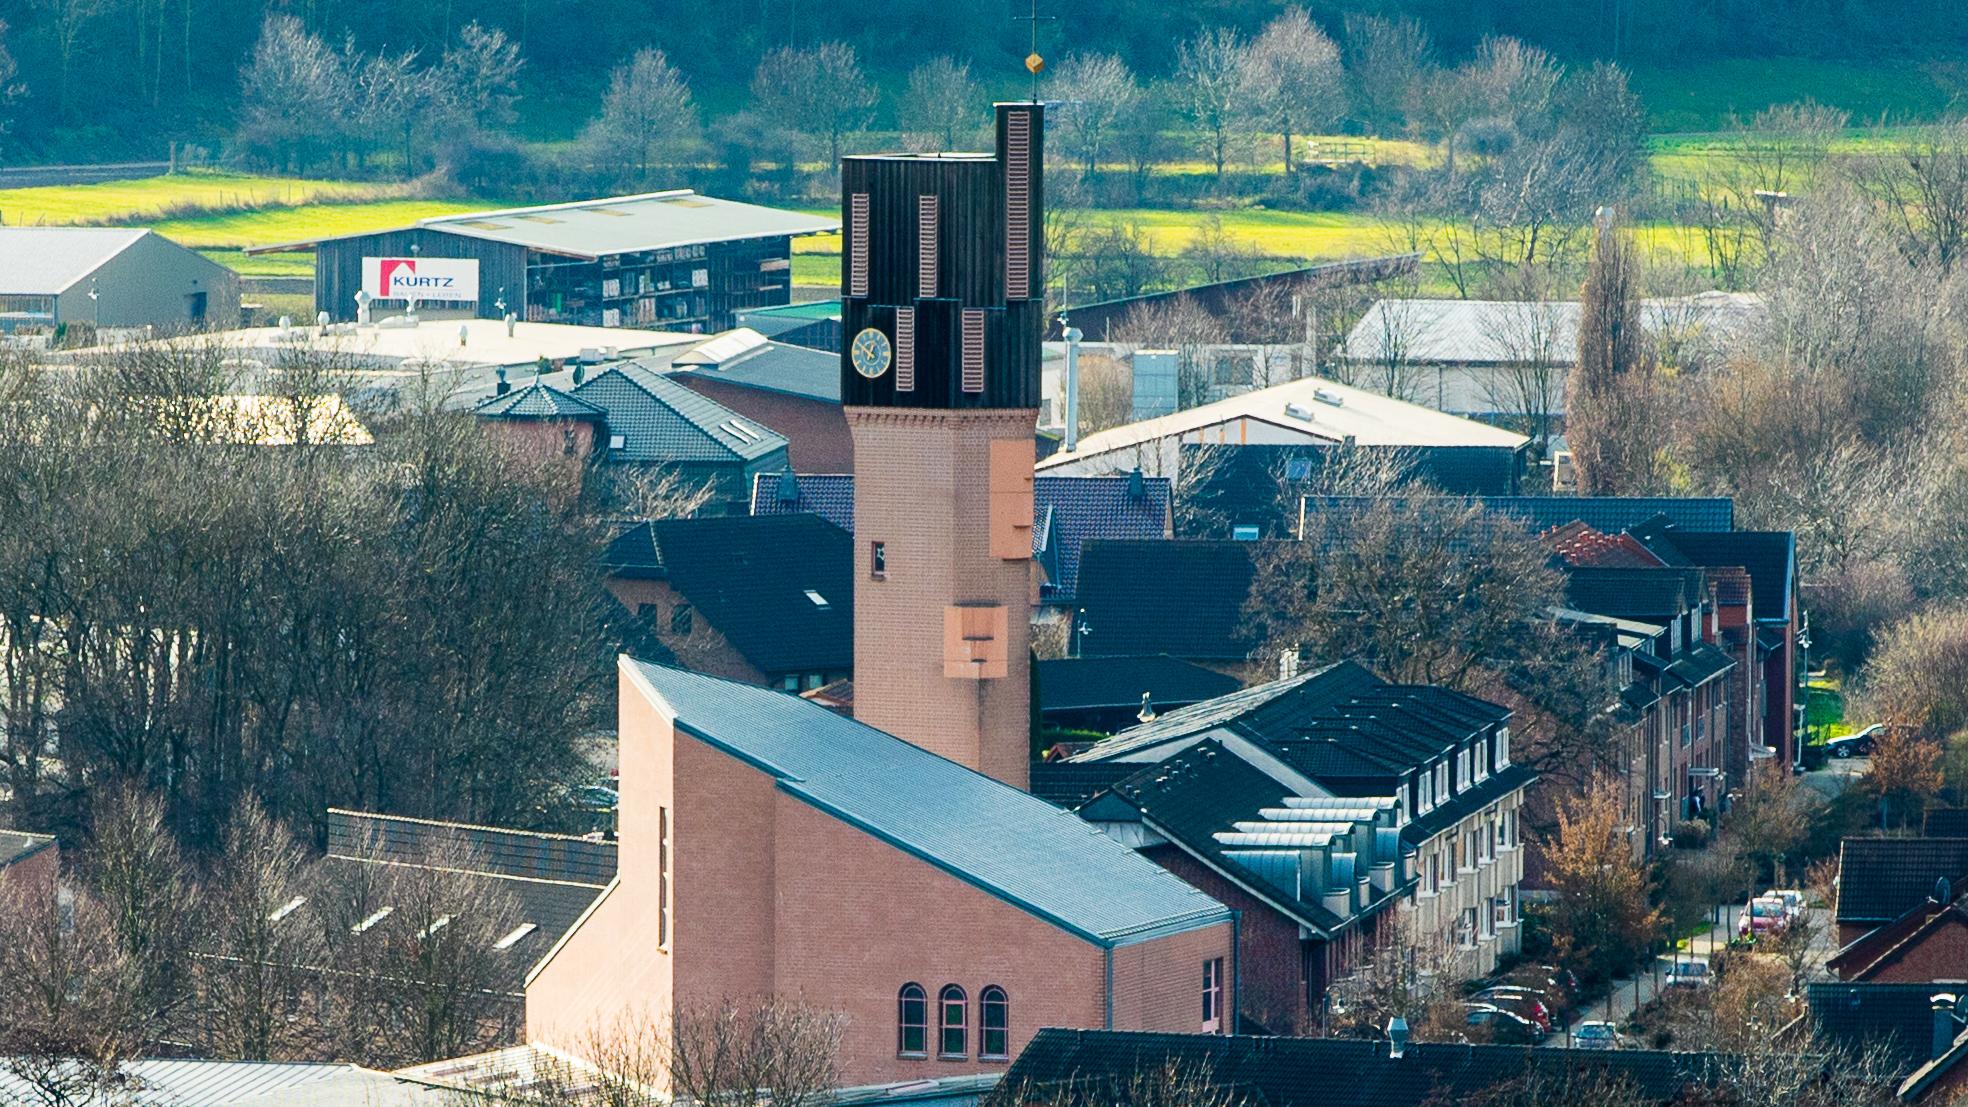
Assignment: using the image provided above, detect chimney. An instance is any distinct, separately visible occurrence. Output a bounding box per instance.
[1934,994,1963,1060]
[572,363,587,386]
[1137,692,1156,723]
[1386,1016,1410,1059]
[1127,466,1146,501]
[776,470,802,506]
[494,368,510,397]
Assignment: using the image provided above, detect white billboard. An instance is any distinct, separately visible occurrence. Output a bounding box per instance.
[361,256,481,302]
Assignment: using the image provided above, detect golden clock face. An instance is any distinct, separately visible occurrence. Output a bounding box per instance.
[851,327,892,379]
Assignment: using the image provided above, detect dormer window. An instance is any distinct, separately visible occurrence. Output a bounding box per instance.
[1456,748,1470,790]
[1497,727,1511,767]
[1436,762,1449,800]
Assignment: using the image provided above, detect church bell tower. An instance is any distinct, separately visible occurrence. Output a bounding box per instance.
[841,103,1044,790]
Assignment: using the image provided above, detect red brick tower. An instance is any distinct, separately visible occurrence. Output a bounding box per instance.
[840,104,1045,789]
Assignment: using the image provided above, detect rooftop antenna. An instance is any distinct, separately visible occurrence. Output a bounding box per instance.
[1013,0,1054,102]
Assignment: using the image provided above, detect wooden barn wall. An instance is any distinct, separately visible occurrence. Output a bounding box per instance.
[313,230,528,322]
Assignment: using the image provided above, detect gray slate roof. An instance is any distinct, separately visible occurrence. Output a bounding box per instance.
[567,362,788,463]
[471,381,607,420]
[669,340,840,402]
[255,190,839,259]
[623,658,1233,946]
[0,227,148,294]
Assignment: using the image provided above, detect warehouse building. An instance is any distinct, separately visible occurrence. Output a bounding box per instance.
[0,227,239,334]
[249,191,839,334]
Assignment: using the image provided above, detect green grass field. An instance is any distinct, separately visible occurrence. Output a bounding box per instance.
[0,171,410,226]
[1630,58,1957,132]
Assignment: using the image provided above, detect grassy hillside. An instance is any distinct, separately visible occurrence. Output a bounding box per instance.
[1630,58,1957,132]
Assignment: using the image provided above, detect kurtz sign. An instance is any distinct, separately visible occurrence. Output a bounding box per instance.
[361,257,481,302]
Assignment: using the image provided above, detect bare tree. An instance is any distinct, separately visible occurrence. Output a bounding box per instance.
[1050,53,1139,183]
[1324,912,1474,1040]
[234,14,351,173]
[83,785,194,1034]
[750,42,875,169]
[190,797,327,1061]
[35,0,101,119]
[1075,351,1133,436]
[1861,116,1968,274]
[439,22,525,136]
[354,48,446,175]
[1568,220,1665,494]
[664,998,845,1107]
[583,49,699,181]
[1473,290,1568,454]
[0,872,148,1106]
[1107,294,1228,411]
[1174,28,1254,181]
[896,57,980,153]
[1340,14,1429,138]
[1245,9,1346,173]
[1721,760,1818,887]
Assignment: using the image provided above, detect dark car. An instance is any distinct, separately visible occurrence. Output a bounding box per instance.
[1475,986,1556,1031]
[1828,723,1885,758]
[1464,1002,1545,1044]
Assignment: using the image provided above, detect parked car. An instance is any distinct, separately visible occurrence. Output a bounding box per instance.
[1574,1020,1623,1050]
[1474,988,1554,1032]
[1768,889,1807,920]
[1502,964,1581,1007]
[1740,896,1791,938]
[1464,1002,1545,1044]
[1828,723,1885,758]
[1663,959,1712,989]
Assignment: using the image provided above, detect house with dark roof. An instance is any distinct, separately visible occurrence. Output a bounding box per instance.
[603,513,852,692]
[527,658,1237,1090]
[1302,494,1737,538]
[0,828,58,894]
[1072,540,1259,672]
[474,363,790,512]
[754,473,1173,608]
[663,329,854,471]
[1035,656,1244,736]
[1836,837,1968,945]
[321,808,616,1006]
[999,1027,1729,1107]
[1808,981,1968,1102]
[1633,521,1803,772]
[1056,661,1532,1021]
[1827,883,1968,984]
[1182,443,1526,540]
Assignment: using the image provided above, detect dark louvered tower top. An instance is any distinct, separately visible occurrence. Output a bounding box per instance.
[839,102,1045,409]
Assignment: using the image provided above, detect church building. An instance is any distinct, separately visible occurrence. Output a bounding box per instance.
[526,104,1240,1089]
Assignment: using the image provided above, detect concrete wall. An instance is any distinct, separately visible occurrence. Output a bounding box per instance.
[1407,787,1526,979]
[60,232,240,330]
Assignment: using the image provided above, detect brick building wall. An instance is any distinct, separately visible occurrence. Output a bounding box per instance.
[1143,843,1312,1032]
[603,577,769,685]
[0,837,58,895]
[531,663,1235,1088]
[849,408,1035,789]
[673,377,853,473]
[1857,920,1968,984]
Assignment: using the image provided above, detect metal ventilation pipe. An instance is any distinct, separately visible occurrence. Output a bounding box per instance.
[1063,323,1083,453]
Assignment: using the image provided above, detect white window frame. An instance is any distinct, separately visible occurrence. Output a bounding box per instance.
[1202,958,1224,1032]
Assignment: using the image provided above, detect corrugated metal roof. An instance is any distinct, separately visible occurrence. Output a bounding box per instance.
[252,191,839,259]
[0,1059,363,1105]
[0,227,148,294]
[623,658,1233,946]
[1341,292,1764,366]
[1040,374,1527,472]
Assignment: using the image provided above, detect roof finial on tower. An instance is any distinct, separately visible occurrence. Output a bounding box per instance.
[1014,0,1054,102]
